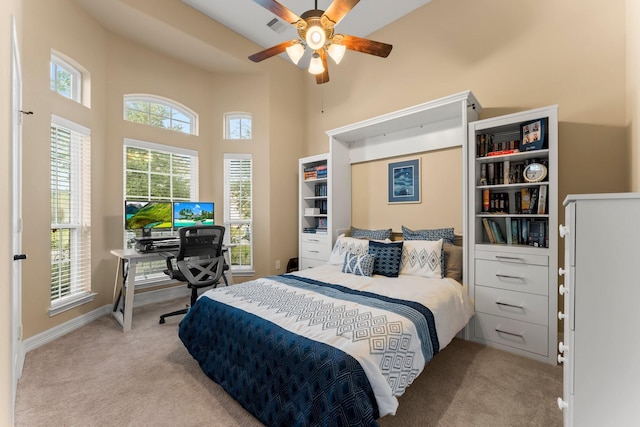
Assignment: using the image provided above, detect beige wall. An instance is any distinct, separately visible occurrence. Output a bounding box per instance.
[628,0,640,191]
[303,0,629,231]
[2,0,22,423]
[19,0,305,339]
[351,149,463,232]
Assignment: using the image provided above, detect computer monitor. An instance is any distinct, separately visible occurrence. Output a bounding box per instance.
[124,200,173,236]
[172,201,214,229]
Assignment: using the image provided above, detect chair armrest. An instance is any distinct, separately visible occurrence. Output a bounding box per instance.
[159,252,176,273]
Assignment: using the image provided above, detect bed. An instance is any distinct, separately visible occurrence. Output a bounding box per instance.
[179,230,474,426]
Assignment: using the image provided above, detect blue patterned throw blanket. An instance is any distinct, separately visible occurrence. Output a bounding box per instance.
[179,274,439,427]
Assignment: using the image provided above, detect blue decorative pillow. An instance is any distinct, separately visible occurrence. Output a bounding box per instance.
[368,240,404,277]
[401,225,455,244]
[342,252,376,277]
[350,226,393,240]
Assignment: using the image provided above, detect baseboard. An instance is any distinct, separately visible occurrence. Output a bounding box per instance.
[20,285,190,365]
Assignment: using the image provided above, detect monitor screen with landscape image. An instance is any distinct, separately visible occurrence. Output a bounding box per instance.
[172,202,214,229]
[124,200,173,231]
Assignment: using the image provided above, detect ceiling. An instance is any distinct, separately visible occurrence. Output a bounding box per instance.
[181,0,432,68]
[74,0,431,73]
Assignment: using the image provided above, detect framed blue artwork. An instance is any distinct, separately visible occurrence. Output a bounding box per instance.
[388,158,421,204]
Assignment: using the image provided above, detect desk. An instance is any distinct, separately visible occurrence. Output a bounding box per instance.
[110,248,233,331]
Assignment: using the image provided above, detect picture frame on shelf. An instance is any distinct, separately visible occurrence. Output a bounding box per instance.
[519,118,546,151]
[388,158,421,204]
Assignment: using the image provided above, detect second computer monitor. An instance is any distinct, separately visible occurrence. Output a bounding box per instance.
[173,201,214,229]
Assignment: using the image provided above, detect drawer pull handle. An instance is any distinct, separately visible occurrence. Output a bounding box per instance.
[495,301,524,309]
[495,255,524,261]
[495,327,524,338]
[495,273,523,280]
[309,250,320,254]
[559,225,569,238]
[557,398,568,410]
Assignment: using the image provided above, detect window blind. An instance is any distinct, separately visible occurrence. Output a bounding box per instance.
[224,154,253,271]
[50,115,91,305]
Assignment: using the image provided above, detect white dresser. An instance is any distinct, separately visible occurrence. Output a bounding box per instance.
[558,193,640,426]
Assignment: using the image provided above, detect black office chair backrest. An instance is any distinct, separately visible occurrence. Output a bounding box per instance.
[175,225,226,288]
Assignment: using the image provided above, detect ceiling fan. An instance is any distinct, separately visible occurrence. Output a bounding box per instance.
[248,0,393,84]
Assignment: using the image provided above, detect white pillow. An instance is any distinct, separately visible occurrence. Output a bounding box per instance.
[400,239,444,279]
[328,234,370,265]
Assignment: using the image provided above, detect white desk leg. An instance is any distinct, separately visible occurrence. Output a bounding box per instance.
[123,259,137,331]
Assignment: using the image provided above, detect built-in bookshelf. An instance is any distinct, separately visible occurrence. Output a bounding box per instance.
[299,154,332,269]
[467,105,558,364]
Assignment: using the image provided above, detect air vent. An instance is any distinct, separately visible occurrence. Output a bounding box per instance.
[267,18,287,34]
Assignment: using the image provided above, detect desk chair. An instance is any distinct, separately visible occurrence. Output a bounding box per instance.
[159,225,228,324]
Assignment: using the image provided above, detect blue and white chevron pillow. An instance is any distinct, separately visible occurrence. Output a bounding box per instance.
[342,252,376,277]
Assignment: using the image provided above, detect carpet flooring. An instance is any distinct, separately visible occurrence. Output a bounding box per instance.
[15,297,563,426]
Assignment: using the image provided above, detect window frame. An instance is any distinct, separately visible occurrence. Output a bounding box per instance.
[49,115,94,315]
[223,153,254,274]
[123,138,199,283]
[50,52,82,103]
[124,94,198,136]
[224,112,253,140]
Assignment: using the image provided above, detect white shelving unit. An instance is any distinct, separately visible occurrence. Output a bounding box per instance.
[467,105,558,364]
[298,154,332,270]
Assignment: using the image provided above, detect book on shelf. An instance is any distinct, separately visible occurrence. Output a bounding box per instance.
[528,220,546,247]
[482,218,496,243]
[528,187,539,214]
[503,160,510,184]
[511,218,520,245]
[521,188,531,213]
[521,219,529,243]
[487,149,520,157]
[505,217,513,245]
[490,220,506,244]
[303,164,327,180]
[537,185,547,214]
[482,189,490,212]
[488,163,495,185]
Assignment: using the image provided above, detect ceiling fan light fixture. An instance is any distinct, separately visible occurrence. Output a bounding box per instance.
[305,25,326,50]
[327,43,346,64]
[308,52,324,75]
[286,42,305,65]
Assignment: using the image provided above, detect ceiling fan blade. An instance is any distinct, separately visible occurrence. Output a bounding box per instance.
[316,49,330,84]
[253,0,302,25]
[248,40,298,62]
[323,0,360,26]
[340,34,393,58]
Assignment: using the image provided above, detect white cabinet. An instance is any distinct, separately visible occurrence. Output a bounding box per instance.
[468,106,558,364]
[558,193,640,426]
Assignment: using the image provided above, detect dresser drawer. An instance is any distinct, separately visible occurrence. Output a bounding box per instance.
[300,242,331,261]
[299,257,327,270]
[301,233,330,245]
[475,259,549,296]
[475,286,548,326]
[474,250,548,266]
[474,312,548,356]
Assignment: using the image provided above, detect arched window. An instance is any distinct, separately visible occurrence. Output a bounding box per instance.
[50,51,87,105]
[225,112,252,140]
[124,94,198,136]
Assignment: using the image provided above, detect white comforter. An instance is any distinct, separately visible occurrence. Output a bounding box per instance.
[291,264,474,353]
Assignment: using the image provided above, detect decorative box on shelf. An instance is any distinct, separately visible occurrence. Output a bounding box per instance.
[304,208,320,216]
